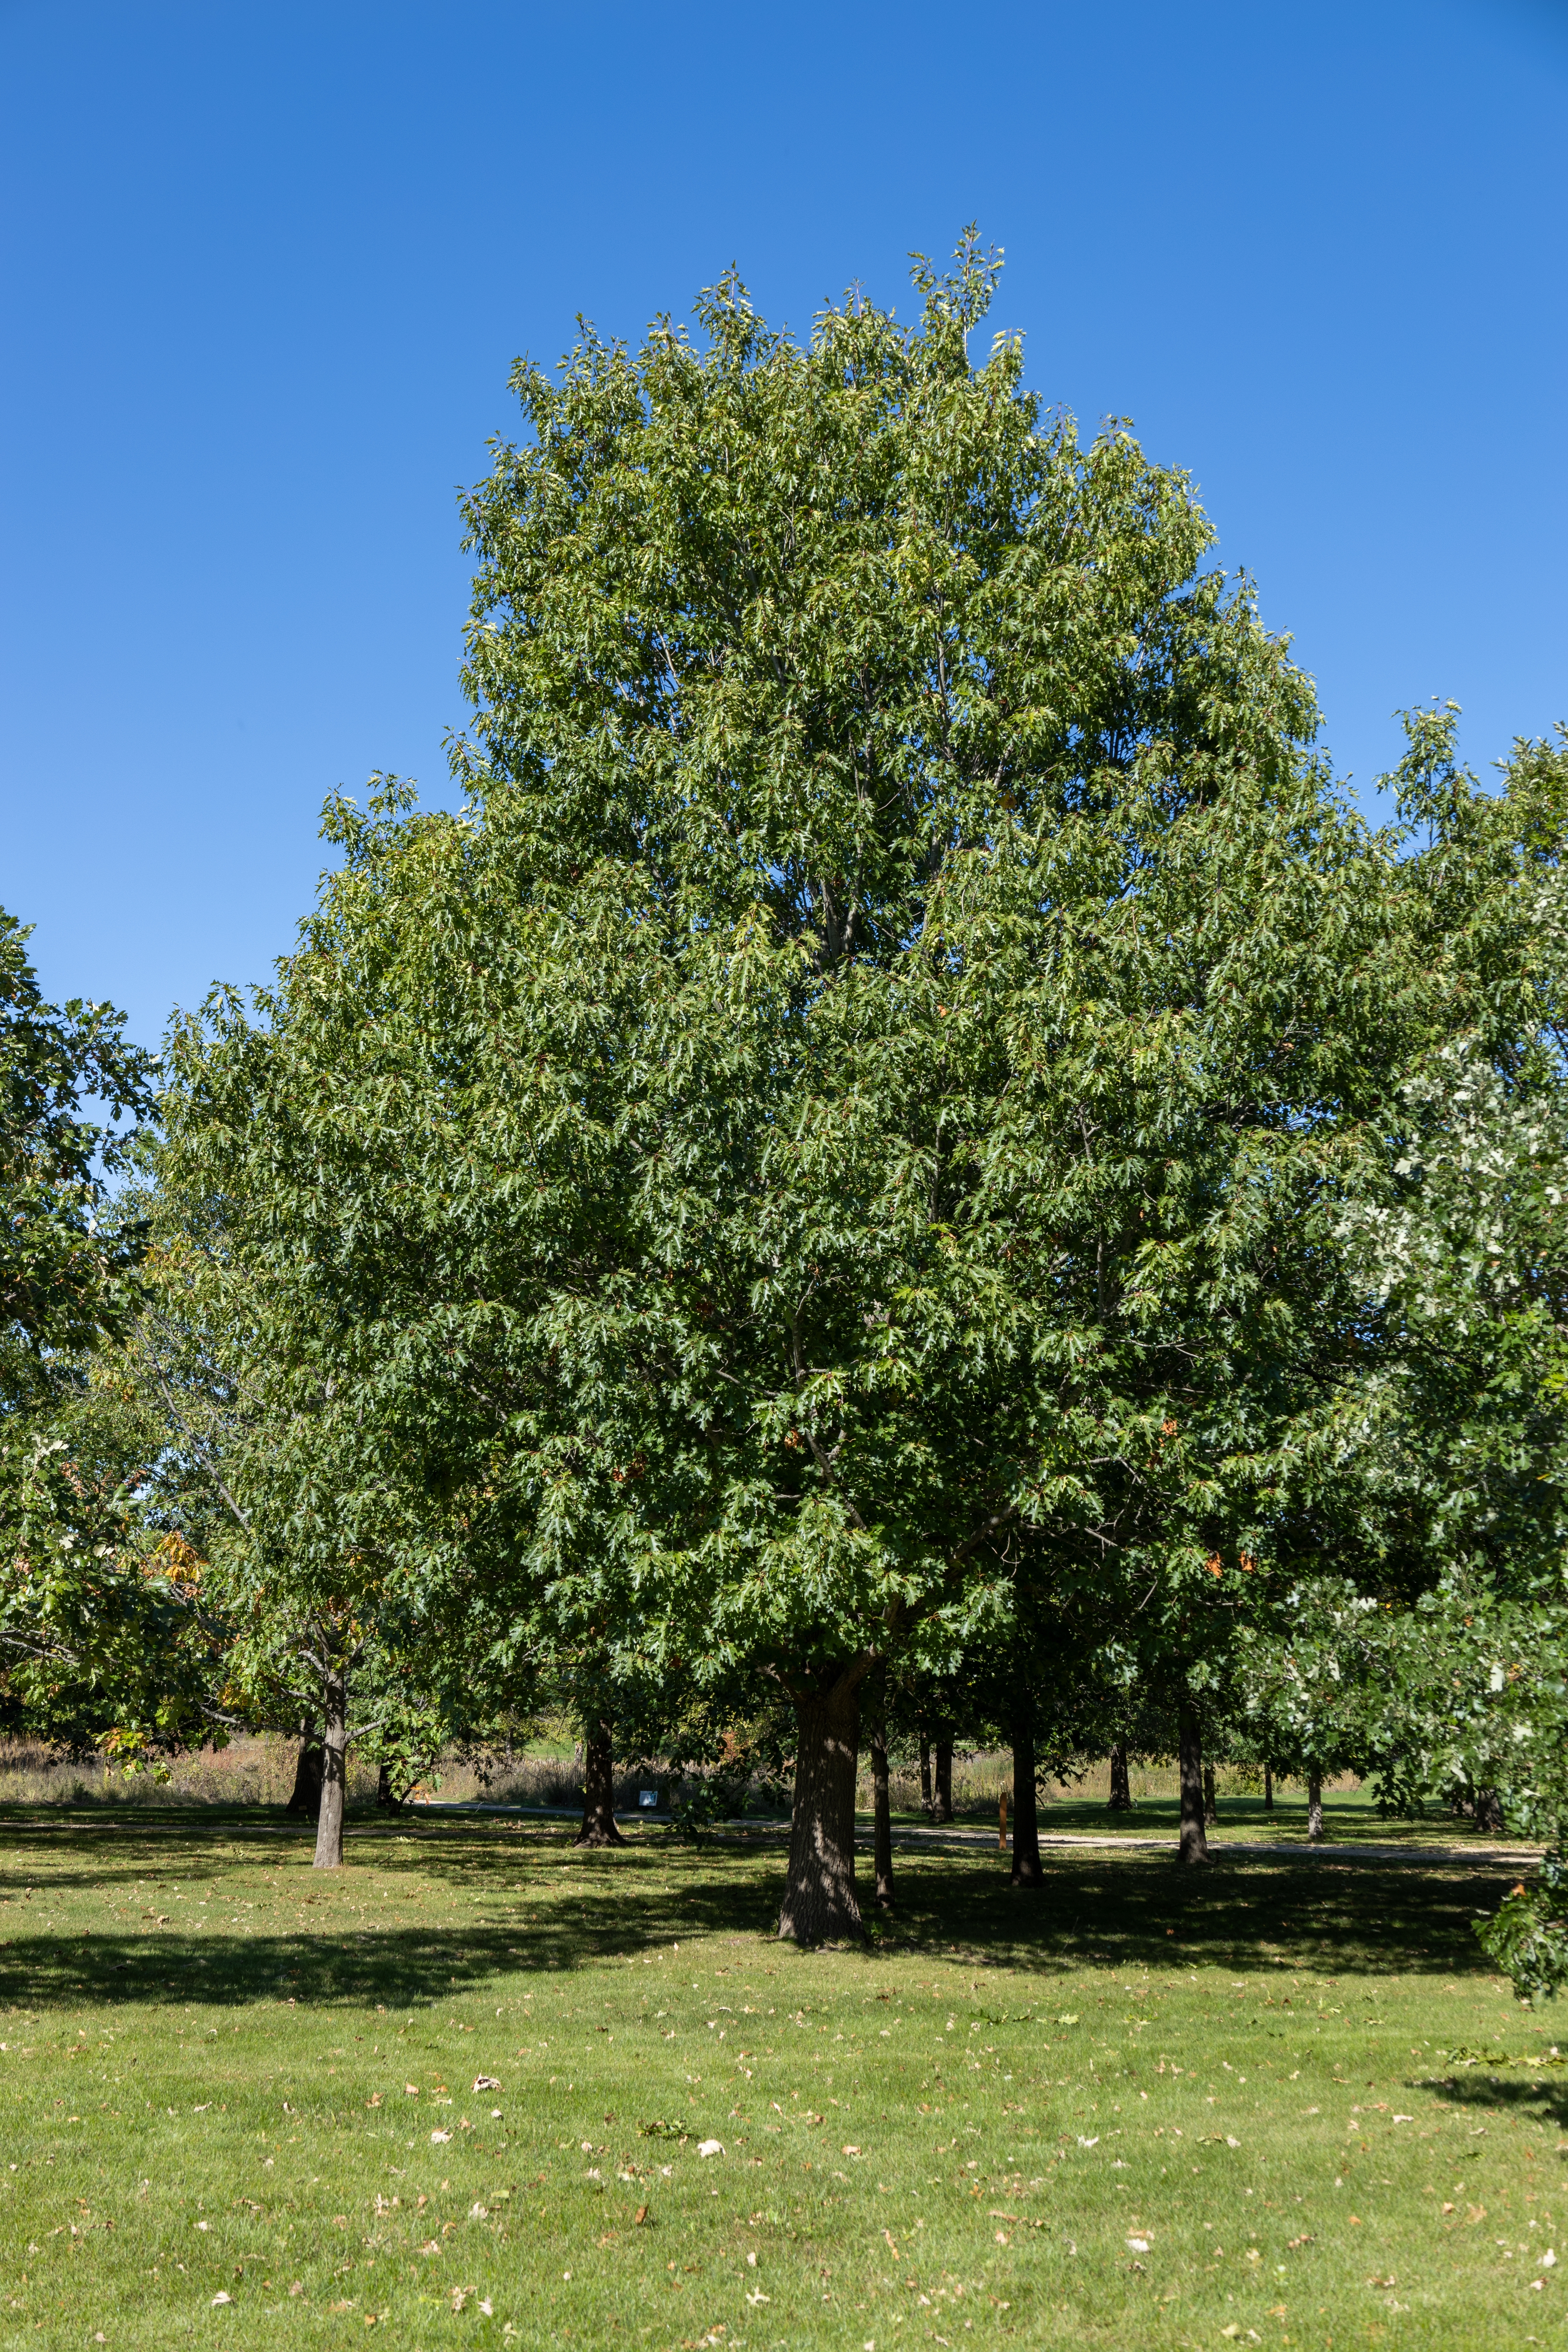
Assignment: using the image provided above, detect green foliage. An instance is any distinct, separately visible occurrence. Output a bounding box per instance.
[1475,1868,1568,2005]
[0,905,153,1370]
[160,237,1431,1809]
[0,910,168,1748]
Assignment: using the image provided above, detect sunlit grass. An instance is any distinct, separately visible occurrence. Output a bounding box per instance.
[0,1811,1559,2348]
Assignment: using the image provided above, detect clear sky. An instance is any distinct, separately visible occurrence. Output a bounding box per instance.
[2,0,1565,1050]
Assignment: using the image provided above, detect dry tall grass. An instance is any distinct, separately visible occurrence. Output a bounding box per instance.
[0,1738,1354,1817]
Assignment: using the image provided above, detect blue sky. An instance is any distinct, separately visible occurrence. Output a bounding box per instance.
[2,0,1565,1049]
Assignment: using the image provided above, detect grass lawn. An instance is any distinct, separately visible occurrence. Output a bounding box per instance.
[0,1806,1560,2350]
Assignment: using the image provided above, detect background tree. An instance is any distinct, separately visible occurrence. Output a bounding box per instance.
[0,909,172,1756]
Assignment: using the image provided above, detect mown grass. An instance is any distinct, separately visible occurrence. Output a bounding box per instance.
[0,1807,1559,2350]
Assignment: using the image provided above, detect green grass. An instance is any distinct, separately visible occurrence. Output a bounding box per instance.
[0,1809,1561,2350]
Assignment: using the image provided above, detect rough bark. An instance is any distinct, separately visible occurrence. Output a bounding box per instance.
[1178,1700,1209,1865]
[919,1734,933,1818]
[313,1675,348,1870]
[1476,1786,1505,1834]
[575,1719,626,1847]
[1010,1705,1044,1888]
[869,1683,894,1911]
[1307,1770,1324,1841]
[286,1735,322,1819]
[375,1764,401,1811]
[933,1737,954,1824]
[1203,1763,1218,1825]
[1108,1744,1132,1811]
[778,1675,864,1944]
[1263,1763,1274,1812]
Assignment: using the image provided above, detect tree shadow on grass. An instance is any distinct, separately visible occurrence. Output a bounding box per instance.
[872,1847,1520,1982]
[0,1814,1520,2008]
[1425,2067,1568,2134]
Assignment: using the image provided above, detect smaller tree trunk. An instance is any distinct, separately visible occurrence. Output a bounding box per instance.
[1203,1763,1218,1825]
[870,1693,894,1911]
[1475,1787,1505,1834]
[1108,1745,1132,1811]
[1010,1708,1044,1889]
[1307,1770,1324,1841]
[375,1764,400,1811]
[575,1720,626,1847]
[1178,1701,1209,1865]
[778,1676,864,1944]
[313,1674,349,1870]
[933,1737,954,1824]
[286,1735,322,1819]
[919,1732,933,1818]
[1263,1763,1274,1812]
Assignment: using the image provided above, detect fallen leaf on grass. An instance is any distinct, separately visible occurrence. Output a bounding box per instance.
[211,2292,232,2307]
[474,2076,502,2092]
[431,2129,452,2145]
[697,2139,724,2157]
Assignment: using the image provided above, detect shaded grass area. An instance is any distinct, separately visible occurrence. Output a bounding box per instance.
[0,1810,1560,2349]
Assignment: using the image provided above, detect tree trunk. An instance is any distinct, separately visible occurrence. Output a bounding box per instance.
[778,1677,864,1944]
[375,1764,400,1811]
[1263,1762,1273,1812]
[313,1674,348,1870]
[1108,1744,1132,1811]
[1203,1763,1218,1825]
[1010,1704,1044,1889]
[1476,1787,1505,1834]
[869,1676,894,1911]
[1307,1770,1324,1841]
[919,1733,933,1818]
[286,1735,322,1819]
[575,1719,626,1847]
[1178,1700,1209,1865]
[933,1737,954,1824]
